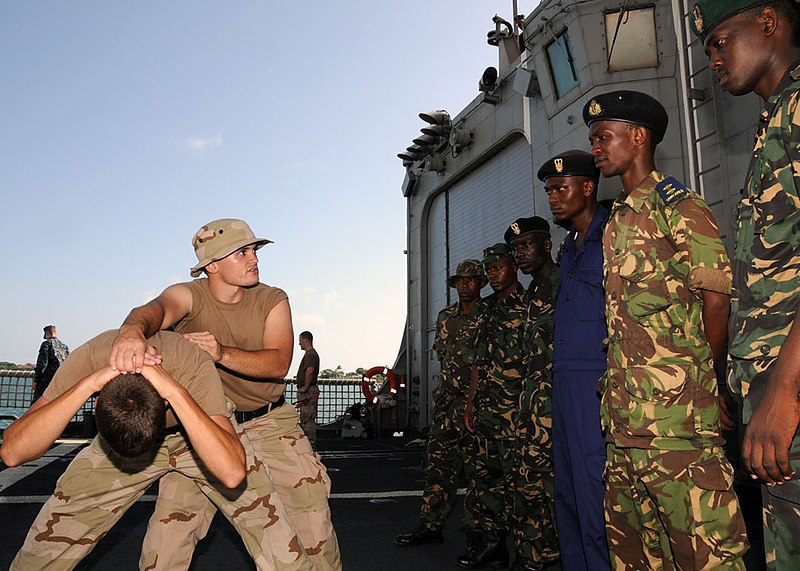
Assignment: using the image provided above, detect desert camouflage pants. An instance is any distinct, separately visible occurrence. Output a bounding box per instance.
[605,444,748,570]
[298,385,319,449]
[513,451,559,564]
[731,357,800,570]
[11,428,312,571]
[419,398,477,532]
[140,403,341,571]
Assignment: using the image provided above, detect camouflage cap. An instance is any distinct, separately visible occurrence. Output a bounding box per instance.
[583,90,668,143]
[482,242,514,265]
[537,150,599,182]
[690,0,771,39]
[190,218,272,277]
[447,259,488,288]
[504,216,551,244]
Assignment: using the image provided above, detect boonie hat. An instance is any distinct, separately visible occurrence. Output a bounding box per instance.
[689,0,772,39]
[537,150,599,182]
[447,259,488,288]
[482,243,514,265]
[190,218,272,278]
[583,90,669,143]
[504,216,551,245]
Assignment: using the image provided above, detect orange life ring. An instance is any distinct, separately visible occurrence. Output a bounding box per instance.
[361,366,400,404]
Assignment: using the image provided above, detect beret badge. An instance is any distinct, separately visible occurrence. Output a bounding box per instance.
[691,5,704,34]
[511,222,521,236]
[588,99,603,117]
[554,158,564,173]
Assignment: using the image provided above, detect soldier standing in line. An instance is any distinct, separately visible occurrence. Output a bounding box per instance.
[693,1,800,567]
[584,90,749,568]
[395,259,487,549]
[458,243,527,570]
[505,216,561,571]
[538,151,610,571]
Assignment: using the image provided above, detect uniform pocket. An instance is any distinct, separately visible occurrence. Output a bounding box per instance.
[619,259,671,319]
[689,455,734,491]
[622,365,696,439]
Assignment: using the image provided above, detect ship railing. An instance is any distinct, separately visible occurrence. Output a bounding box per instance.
[0,370,365,435]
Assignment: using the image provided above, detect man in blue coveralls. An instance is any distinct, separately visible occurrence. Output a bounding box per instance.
[539,150,610,570]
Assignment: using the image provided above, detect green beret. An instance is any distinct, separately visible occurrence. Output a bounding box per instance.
[447,259,488,288]
[482,243,514,264]
[537,150,599,182]
[583,90,668,143]
[690,0,771,39]
[503,216,551,245]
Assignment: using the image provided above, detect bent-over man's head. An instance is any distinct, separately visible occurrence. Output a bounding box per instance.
[95,374,166,458]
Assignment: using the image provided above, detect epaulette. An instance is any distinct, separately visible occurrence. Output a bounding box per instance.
[791,65,800,82]
[656,176,690,206]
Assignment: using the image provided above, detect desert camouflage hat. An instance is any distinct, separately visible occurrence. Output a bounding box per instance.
[190,218,272,278]
[690,0,772,39]
[447,259,488,288]
[482,243,514,265]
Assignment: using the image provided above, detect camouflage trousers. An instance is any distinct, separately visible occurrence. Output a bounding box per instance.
[469,435,516,534]
[11,426,312,571]
[298,385,319,449]
[605,444,748,570]
[418,405,477,532]
[730,356,800,570]
[513,444,559,564]
[140,403,341,571]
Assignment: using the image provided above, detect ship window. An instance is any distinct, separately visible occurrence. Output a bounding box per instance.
[546,32,580,98]
[604,6,659,72]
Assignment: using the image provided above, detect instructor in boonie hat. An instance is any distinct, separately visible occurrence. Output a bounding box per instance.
[190,218,273,277]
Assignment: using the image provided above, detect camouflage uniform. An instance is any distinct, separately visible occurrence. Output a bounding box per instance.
[472,282,529,535]
[603,170,749,569]
[728,61,800,570]
[513,269,560,565]
[418,298,485,532]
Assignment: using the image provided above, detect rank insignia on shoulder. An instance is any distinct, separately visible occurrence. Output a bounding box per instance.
[656,176,690,206]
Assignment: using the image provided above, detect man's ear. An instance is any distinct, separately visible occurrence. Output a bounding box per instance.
[545,238,552,253]
[760,6,778,37]
[205,261,219,275]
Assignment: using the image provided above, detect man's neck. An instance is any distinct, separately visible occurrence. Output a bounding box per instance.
[621,160,655,197]
[756,49,800,101]
[208,278,245,304]
[495,281,519,302]
[530,261,555,287]
[459,298,478,314]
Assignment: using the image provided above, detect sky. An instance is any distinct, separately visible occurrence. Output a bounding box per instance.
[0,1,539,375]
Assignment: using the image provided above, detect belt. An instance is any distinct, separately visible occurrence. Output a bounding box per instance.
[234,395,285,424]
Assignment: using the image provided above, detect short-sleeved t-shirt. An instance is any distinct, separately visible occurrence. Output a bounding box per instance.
[44,330,228,428]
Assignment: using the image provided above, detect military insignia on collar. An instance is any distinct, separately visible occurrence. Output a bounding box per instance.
[588,99,602,117]
[656,176,690,206]
[554,158,563,173]
[511,222,521,235]
[691,5,704,34]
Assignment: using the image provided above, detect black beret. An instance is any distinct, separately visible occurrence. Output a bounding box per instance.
[583,90,668,143]
[503,216,550,245]
[537,150,599,182]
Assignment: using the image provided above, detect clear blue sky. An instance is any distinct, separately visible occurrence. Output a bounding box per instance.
[1,1,535,374]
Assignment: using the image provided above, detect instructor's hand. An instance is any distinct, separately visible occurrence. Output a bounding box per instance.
[110,327,162,373]
[182,331,223,362]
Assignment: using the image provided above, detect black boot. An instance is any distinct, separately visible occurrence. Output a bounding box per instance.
[510,557,543,571]
[394,523,444,547]
[456,533,509,569]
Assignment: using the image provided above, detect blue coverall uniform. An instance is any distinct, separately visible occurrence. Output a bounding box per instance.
[551,204,611,570]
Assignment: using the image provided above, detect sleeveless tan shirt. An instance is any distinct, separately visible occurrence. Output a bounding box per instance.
[175,278,288,411]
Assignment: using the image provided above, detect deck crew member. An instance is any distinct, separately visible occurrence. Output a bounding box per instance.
[2,330,312,571]
[506,216,561,570]
[109,218,340,570]
[538,150,611,571]
[693,1,800,567]
[585,90,749,568]
[395,259,486,549]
